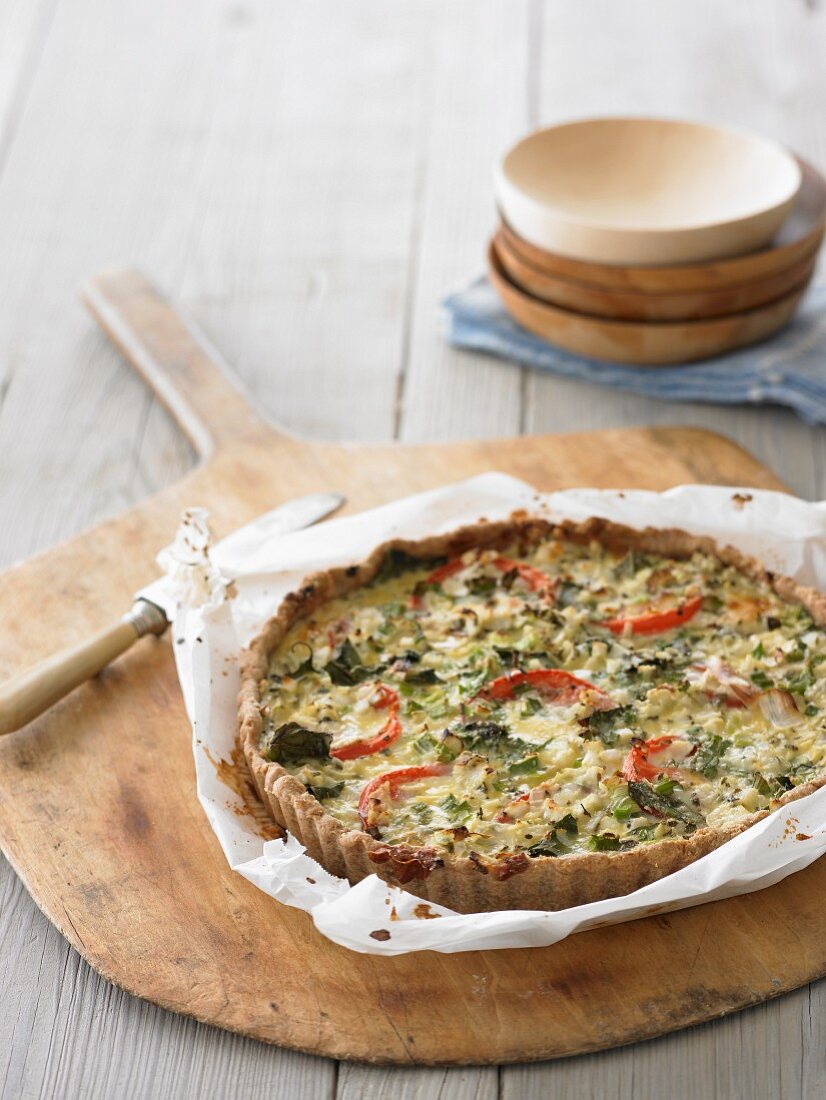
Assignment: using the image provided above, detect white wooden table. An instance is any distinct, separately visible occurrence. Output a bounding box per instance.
[1,1,825,1095]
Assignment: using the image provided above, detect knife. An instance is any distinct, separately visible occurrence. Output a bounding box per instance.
[0,491,345,736]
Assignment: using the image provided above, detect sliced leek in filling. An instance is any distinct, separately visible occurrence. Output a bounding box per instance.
[258,537,826,861]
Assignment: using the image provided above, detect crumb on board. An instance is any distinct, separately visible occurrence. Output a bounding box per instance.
[413,903,440,920]
[776,816,804,844]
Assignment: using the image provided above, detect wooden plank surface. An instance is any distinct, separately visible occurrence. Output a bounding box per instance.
[0,0,825,1097]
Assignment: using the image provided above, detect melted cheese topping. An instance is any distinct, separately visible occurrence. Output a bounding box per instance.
[258,537,826,863]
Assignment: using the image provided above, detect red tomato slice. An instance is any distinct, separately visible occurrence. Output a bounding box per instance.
[480,668,614,709]
[330,686,402,761]
[622,735,677,782]
[600,595,702,636]
[357,764,451,823]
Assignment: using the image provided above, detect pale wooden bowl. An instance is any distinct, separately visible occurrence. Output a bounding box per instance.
[495,118,802,265]
[488,241,808,366]
[493,229,818,322]
[498,158,826,294]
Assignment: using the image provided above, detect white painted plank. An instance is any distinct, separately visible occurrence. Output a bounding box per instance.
[397,0,532,442]
[0,0,57,156]
[503,988,826,1100]
[338,1063,498,1100]
[175,1,428,443]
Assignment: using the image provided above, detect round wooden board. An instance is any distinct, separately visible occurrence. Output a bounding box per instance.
[488,241,809,365]
[0,270,824,1065]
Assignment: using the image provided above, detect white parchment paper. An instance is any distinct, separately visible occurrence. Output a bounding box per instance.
[153,473,826,955]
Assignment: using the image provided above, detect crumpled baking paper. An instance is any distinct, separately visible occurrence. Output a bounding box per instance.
[151,473,826,955]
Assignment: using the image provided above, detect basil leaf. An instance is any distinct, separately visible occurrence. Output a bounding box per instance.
[586,706,635,747]
[528,815,578,857]
[308,781,344,801]
[528,835,565,858]
[755,773,794,798]
[439,794,473,821]
[261,722,332,763]
[454,720,512,752]
[692,734,731,778]
[288,641,315,677]
[627,779,703,825]
[588,834,620,852]
[508,754,540,776]
[324,639,383,686]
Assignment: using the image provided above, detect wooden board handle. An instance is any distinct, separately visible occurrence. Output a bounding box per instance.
[82,269,271,460]
[0,600,167,736]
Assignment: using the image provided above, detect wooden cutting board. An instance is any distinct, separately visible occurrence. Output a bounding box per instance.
[0,269,823,1066]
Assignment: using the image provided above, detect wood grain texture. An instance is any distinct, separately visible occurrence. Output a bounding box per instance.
[0,0,825,1097]
[0,267,823,1071]
[494,225,821,322]
[489,238,810,365]
[397,0,530,443]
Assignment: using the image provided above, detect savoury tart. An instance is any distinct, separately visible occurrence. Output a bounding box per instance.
[239,516,826,914]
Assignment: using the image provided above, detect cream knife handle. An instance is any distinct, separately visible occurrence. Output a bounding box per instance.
[0,600,167,736]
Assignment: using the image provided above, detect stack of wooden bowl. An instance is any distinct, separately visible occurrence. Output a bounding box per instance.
[490,119,826,365]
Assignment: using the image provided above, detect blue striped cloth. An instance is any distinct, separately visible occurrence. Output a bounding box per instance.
[443,277,826,425]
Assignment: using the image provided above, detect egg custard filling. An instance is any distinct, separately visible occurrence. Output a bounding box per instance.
[256,536,826,863]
